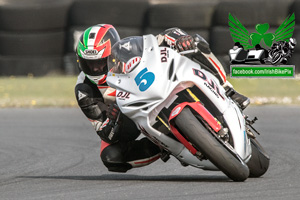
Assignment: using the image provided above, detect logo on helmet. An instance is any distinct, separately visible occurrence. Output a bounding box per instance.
[81,47,106,59]
[84,49,98,55]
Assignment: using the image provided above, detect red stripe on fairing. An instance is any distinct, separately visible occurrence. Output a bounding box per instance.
[133,155,161,165]
[209,57,226,82]
[100,140,110,155]
[107,90,116,96]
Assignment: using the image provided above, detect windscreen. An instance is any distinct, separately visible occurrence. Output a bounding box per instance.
[107,36,143,74]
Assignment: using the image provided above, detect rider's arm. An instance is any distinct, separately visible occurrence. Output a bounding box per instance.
[156,27,189,47]
[75,73,119,144]
[157,28,227,85]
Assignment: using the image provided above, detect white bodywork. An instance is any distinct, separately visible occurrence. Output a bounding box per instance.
[107,35,251,170]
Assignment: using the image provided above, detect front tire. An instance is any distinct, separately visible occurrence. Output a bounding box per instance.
[247,138,270,177]
[174,107,249,182]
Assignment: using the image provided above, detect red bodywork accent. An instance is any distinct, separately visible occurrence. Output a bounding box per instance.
[209,57,226,83]
[107,90,116,96]
[168,101,222,155]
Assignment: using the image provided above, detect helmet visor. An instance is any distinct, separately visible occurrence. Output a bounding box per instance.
[78,57,108,76]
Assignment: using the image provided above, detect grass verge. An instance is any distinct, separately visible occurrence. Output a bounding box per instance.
[0,76,78,108]
[0,76,299,107]
[229,78,300,105]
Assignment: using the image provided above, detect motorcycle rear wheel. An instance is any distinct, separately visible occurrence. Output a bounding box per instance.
[174,107,249,182]
[247,138,270,177]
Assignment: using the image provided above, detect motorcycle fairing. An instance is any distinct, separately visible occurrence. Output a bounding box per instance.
[107,35,251,165]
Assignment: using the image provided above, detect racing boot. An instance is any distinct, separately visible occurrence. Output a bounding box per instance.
[225,87,250,110]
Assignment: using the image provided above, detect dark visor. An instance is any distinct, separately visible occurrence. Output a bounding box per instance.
[78,57,108,76]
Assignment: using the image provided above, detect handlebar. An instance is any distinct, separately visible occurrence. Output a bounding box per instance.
[179,48,199,55]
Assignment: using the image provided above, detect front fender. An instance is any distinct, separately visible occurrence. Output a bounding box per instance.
[169,101,222,133]
[168,102,222,155]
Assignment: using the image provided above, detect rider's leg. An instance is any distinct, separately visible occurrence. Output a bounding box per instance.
[100,138,161,172]
[192,34,250,110]
[100,115,161,172]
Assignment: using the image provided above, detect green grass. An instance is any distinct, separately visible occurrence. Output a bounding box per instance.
[0,76,299,107]
[228,77,300,105]
[0,76,78,107]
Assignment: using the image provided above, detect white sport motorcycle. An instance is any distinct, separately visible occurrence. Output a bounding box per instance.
[106,35,269,181]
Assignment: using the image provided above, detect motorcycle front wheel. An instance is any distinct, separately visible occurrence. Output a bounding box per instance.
[174,107,249,182]
[247,138,270,177]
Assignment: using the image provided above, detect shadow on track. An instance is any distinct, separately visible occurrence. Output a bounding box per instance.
[18,174,230,182]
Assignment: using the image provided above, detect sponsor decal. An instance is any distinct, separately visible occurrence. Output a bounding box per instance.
[117,91,130,100]
[125,56,141,73]
[108,129,115,140]
[160,47,169,62]
[119,41,131,51]
[80,47,106,59]
[193,68,225,100]
[78,90,87,101]
[84,49,98,55]
[171,106,181,117]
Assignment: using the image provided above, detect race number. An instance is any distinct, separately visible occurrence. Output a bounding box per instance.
[134,68,155,92]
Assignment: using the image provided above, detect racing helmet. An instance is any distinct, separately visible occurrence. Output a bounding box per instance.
[76,24,120,76]
[108,36,143,74]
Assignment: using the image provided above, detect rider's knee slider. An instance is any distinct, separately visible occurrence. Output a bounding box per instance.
[101,145,132,172]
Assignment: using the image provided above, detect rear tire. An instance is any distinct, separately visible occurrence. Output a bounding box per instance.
[174,108,249,182]
[247,138,270,177]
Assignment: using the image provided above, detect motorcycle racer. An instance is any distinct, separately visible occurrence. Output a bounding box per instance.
[74,24,250,173]
[75,24,161,173]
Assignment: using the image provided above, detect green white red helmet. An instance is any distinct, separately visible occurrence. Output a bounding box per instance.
[77,24,120,76]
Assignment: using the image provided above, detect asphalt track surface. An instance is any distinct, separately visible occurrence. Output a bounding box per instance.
[0,105,300,200]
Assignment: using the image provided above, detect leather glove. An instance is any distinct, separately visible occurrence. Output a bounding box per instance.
[97,117,121,144]
[107,103,120,123]
[175,35,196,52]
